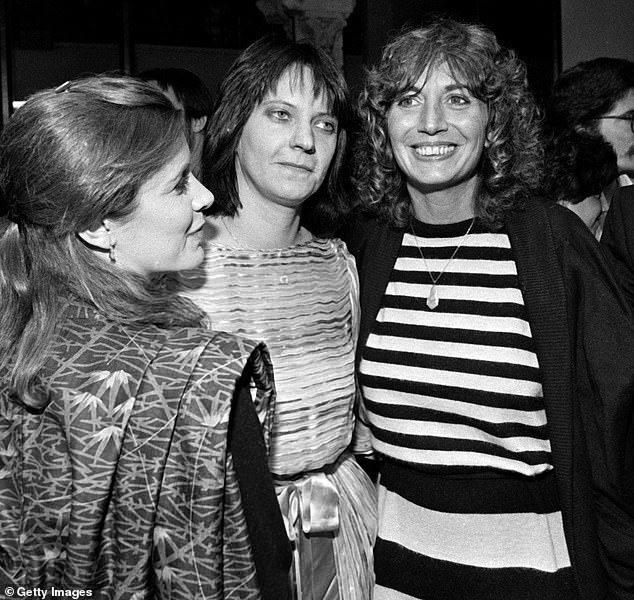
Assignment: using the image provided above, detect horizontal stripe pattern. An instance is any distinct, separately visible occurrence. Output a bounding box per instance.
[377,485,570,571]
[179,237,358,476]
[359,219,551,475]
[374,538,575,600]
[373,462,574,599]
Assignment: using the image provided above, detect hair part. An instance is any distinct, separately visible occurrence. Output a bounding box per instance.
[202,34,353,236]
[0,74,206,409]
[353,17,544,230]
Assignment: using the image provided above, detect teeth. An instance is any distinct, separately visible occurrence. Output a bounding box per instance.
[413,145,455,156]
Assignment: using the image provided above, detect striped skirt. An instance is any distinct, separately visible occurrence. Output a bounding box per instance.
[374,460,577,599]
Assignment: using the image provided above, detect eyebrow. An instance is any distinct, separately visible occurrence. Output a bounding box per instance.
[445,83,471,92]
[406,82,472,96]
[260,98,336,118]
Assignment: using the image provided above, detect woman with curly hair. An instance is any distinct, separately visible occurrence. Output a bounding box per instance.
[345,18,634,600]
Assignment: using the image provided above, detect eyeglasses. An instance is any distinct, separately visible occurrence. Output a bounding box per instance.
[595,113,634,133]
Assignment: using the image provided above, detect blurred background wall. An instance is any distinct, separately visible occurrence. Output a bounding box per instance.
[1,0,633,127]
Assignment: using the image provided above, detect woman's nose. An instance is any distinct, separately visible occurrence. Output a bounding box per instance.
[291,120,316,154]
[417,101,448,135]
[190,175,214,211]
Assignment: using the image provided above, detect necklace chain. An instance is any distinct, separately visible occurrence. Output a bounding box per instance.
[409,217,475,309]
[221,216,245,248]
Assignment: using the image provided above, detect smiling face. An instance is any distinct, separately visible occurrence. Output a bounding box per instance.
[597,88,634,177]
[107,141,214,276]
[387,62,489,210]
[234,67,338,211]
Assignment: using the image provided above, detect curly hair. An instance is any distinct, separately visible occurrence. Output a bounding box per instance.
[353,18,544,230]
[544,131,618,204]
[202,34,352,237]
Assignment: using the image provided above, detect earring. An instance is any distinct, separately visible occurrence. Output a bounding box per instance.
[109,240,116,263]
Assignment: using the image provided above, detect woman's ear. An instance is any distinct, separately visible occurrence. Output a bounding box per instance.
[191,115,208,134]
[77,221,111,251]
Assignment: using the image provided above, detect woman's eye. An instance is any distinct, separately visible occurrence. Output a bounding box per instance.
[175,173,190,194]
[271,109,290,121]
[447,95,470,106]
[397,95,418,107]
[315,119,337,134]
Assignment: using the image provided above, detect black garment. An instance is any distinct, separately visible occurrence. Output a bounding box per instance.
[601,186,634,309]
[229,363,292,600]
[345,199,634,600]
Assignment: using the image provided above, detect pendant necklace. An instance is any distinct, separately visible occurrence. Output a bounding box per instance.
[409,217,476,310]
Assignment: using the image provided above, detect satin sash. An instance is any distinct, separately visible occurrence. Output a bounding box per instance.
[276,472,340,600]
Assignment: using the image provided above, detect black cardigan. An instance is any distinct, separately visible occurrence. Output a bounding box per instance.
[345,199,634,600]
[601,185,634,311]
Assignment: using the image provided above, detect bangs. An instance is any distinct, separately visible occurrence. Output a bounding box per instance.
[261,61,345,122]
[379,23,494,104]
[385,50,486,102]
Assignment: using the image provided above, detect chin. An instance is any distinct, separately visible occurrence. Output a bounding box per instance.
[175,251,205,273]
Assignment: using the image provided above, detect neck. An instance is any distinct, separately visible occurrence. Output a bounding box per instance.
[408,178,479,224]
[211,202,308,250]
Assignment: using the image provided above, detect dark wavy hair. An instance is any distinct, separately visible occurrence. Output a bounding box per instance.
[202,34,352,237]
[353,18,544,230]
[0,74,206,409]
[546,57,634,137]
[138,67,214,121]
[544,132,618,204]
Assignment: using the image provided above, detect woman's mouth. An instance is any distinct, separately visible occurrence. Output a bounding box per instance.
[413,144,456,157]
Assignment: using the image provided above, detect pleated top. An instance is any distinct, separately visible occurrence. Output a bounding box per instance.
[179,237,359,477]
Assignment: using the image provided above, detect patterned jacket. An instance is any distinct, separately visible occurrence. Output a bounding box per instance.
[0,301,289,599]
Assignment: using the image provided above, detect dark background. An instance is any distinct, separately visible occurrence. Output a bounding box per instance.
[0,0,561,126]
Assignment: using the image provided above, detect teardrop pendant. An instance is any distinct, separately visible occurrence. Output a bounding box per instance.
[426,285,439,310]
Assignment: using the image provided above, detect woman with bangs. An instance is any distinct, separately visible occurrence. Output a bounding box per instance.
[345,17,634,600]
[177,36,376,600]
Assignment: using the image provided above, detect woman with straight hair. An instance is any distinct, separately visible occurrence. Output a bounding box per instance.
[0,75,290,599]
[347,17,634,599]
[178,36,377,600]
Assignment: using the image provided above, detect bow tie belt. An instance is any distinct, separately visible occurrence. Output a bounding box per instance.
[275,471,340,599]
[276,471,340,539]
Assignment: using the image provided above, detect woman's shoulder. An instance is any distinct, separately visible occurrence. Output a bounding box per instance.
[57,302,264,378]
[507,197,627,301]
[339,210,393,255]
[163,326,264,367]
[508,196,598,249]
[314,235,354,257]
